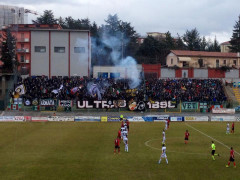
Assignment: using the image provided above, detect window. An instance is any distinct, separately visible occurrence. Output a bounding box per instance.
[21,44,24,49]
[233,60,237,65]
[223,60,226,65]
[21,33,24,39]
[198,59,203,67]
[54,47,65,53]
[171,58,173,64]
[110,73,120,78]
[35,46,46,53]
[74,47,85,53]
[216,59,219,68]
[20,55,24,62]
[98,72,108,78]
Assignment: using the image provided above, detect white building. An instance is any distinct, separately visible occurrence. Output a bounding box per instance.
[31,29,91,77]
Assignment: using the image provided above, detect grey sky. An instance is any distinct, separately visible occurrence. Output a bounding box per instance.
[1,0,239,43]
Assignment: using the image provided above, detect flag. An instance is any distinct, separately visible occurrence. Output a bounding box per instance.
[89,83,102,100]
[15,84,25,95]
[71,87,78,95]
[52,84,63,94]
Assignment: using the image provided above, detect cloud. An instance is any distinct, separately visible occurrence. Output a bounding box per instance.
[2,0,239,43]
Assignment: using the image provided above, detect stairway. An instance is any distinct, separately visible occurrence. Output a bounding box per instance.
[232,87,240,104]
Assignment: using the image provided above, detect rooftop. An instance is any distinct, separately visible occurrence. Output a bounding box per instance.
[171,50,238,58]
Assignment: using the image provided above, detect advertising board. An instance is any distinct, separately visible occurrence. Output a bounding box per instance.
[74,116,100,122]
[211,116,235,122]
[170,117,184,122]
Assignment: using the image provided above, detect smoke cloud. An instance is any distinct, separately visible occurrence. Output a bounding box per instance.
[94,30,142,89]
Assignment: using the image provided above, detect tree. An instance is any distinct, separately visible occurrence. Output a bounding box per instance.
[207,37,220,52]
[164,31,175,50]
[229,15,240,52]
[58,16,66,28]
[183,28,201,51]
[175,34,186,50]
[0,28,16,72]
[200,36,207,51]
[32,10,57,24]
[136,36,163,64]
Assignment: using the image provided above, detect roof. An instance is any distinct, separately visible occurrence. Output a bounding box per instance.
[220,41,231,45]
[30,29,90,32]
[170,50,237,58]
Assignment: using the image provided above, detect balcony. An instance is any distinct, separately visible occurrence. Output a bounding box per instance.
[17,38,29,42]
[20,60,30,64]
[16,48,29,53]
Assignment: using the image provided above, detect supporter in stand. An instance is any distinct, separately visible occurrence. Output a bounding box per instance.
[14,77,227,104]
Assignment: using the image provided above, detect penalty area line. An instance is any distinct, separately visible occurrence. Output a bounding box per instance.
[185,123,240,156]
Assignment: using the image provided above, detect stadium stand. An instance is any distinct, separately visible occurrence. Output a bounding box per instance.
[11,76,227,103]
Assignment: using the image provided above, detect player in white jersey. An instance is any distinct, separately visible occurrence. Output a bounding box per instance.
[226,123,230,134]
[158,144,168,164]
[165,120,168,130]
[162,129,166,144]
[123,135,128,152]
[121,126,125,139]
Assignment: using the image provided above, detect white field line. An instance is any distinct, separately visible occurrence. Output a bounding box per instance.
[144,138,209,155]
[185,123,240,156]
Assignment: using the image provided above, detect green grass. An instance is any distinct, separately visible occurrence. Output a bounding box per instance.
[0,122,239,180]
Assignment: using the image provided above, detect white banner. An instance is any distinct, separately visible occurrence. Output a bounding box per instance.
[14,116,25,122]
[211,116,235,122]
[212,108,235,114]
[48,116,74,122]
[0,116,15,121]
[127,116,145,122]
[74,116,101,121]
[31,117,48,122]
[185,116,209,121]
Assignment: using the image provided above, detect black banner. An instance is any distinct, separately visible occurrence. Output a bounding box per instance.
[76,100,176,110]
[77,100,126,109]
[59,100,72,107]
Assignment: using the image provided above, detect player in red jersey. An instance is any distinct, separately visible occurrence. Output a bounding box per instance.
[184,130,190,144]
[118,128,121,139]
[167,118,170,129]
[231,122,235,134]
[126,119,130,132]
[226,147,236,168]
[121,120,124,127]
[114,137,121,154]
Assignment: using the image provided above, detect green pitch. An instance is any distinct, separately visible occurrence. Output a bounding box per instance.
[0,122,239,180]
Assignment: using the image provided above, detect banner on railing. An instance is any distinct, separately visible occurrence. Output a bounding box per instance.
[77,100,126,109]
[59,100,72,107]
[212,108,235,114]
[181,102,199,110]
[40,99,56,106]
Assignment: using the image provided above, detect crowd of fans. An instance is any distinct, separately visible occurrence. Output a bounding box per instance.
[12,76,227,103]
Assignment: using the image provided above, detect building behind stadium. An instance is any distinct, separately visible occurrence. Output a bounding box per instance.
[0,24,91,77]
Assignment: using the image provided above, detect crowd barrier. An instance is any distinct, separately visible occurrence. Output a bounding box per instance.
[0,115,240,122]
